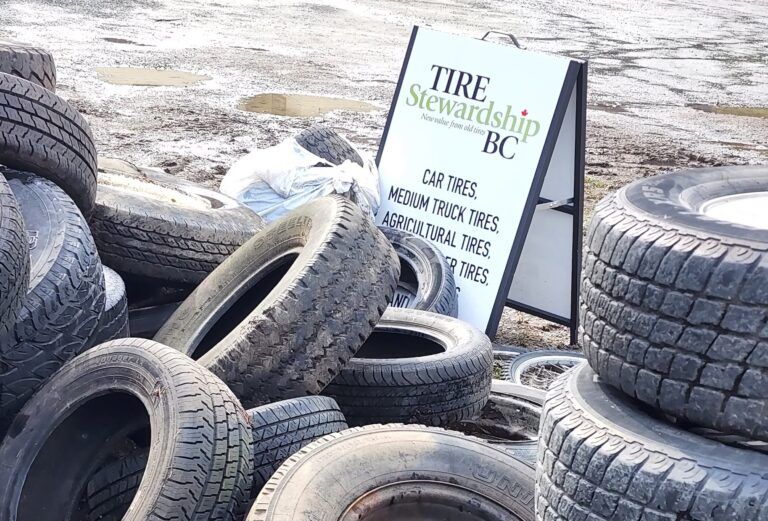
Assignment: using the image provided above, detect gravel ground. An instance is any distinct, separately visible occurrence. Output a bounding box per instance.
[2,0,766,350]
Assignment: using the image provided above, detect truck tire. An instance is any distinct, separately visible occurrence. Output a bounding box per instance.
[295,125,363,166]
[322,308,492,426]
[0,170,104,431]
[248,424,535,521]
[0,173,28,335]
[0,339,253,521]
[0,73,96,214]
[89,266,129,346]
[537,364,768,521]
[91,157,265,285]
[581,166,768,446]
[155,196,400,406]
[0,41,56,91]
[381,226,458,316]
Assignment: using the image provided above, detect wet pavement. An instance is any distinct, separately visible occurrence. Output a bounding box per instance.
[1,0,766,347]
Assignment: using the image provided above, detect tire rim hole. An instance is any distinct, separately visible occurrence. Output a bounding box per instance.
[355,330,445,359]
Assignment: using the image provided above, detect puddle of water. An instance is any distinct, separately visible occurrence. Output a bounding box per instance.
[96,67,210,87]
[101,37,149,46]
[689,104,768,119]
[239,93,376,117]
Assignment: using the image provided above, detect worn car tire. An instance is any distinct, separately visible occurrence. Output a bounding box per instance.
[581,166,768,445]
[84,395,347,519]
[249,424,535,521]
[0,339,253,521]
[381,226,458,316]
[0,170,104,431]
[0,41,56,91]
[0,173,28,335]
[322,307,492,426]
[0,72,96,214]
[88,266,129,346]
[155,195,400,406]
[90,158,265,285]
[537,364,768,521]
[295,125,363,166]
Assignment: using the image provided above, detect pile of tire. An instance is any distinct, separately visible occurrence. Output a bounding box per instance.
[536,166,768,521]
[0,42,533,521]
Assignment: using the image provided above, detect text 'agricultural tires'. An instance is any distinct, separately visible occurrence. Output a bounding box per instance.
[155,195,400,406]
[90,158,265,285]
[381,226,458,316]
[581,165,768,446]
[0,173,28,335]
[0,41,56,91]
[0,339,253,521]
[0,72,97,214]
[537,364,768,521]
[249,424,535,521]
[322,307,492,427]
[0,170,104,431]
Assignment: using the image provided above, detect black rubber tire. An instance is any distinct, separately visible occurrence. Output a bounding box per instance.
[322,307,493,426]
[508,350,585,391]
[83,396,347,519]
[452,380,542,468]
[581,165,768,445]
[0,41,56,91]
[248,396,348,497]
[0,338,253,521]
[248,424,535,521]
[155,195,400,407]
[380,226,458,316]
[0,173,28,335]
[127,302,182,339]
[0,72,97,215]
[295,125,363,166]
[90,157,265,285]
[0,170,104,431]
[537,363,768,521]
[88,266,129,346]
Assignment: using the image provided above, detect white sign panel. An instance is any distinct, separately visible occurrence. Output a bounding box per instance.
[376,26,578,332]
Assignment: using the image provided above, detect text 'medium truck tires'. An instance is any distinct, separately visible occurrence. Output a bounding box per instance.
[0,339,253,521]
[248,424,535,521]
[537,364,768,521]
[155,195,400,406]
[581,165,768,446]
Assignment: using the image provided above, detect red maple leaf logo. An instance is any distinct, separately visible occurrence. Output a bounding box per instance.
[521,109,528,117]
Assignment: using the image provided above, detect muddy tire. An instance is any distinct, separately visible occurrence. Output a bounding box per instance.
[0,173,28,335]
[381,226,458,316]
[537,363,768,521]
[0,339,253,521]
[581,166,768,445]
[249,424,535,521]
[89,266,129,346]
[155,195,400,406]
[248,396,348,496]
[90,158,265,285]
[295,125,363,166]
[0,41,56,91]
[322,307,492,426]
[0,73,97,214]
[0,170,104,431]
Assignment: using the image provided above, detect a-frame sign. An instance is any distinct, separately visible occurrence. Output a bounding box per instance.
[376,26,587,342]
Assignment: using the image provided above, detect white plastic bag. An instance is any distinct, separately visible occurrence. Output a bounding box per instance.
[220,136,380,223]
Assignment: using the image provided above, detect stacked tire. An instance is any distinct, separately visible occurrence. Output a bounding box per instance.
[0,43,513,521]
[537,166,768,520]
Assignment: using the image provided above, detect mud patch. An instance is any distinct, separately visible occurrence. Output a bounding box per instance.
[239,93,376,117]
[96,67,210,86]
[689,104,768,119]
[101,37,150,46]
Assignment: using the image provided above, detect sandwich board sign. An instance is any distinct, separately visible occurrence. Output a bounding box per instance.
[375,26,586,340]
